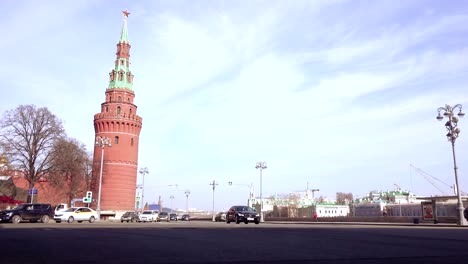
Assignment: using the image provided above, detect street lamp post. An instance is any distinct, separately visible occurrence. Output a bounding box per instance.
[255,161,267,222]
[210,180,219,222]
[436,104,467,226]
[95,136,112,220]
[169,195,175,213]
[185,190,191,213]
[139,167,149,211]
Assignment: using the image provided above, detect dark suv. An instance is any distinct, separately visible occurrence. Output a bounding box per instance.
[226,205,260,224]
[0,203,54,224]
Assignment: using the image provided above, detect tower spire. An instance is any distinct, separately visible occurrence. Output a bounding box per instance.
[120,10,130,44]
[108,10,133,91]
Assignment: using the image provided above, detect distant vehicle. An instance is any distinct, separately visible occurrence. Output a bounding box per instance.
[181,214,190,221]
[157,212,170,222]
[169,213,178,221]
[215,212,226,222]
[121,211,139,222]
[464,207,468,221]
[54,207,97,223]
[139,210,158,222]
[54,203,69,213]
[0,203,54,224]
[226,205,260,224]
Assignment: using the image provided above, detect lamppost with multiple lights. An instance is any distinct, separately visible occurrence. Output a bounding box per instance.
[210,180,219,222]
[95,136,112,220]
[139,167,149,210]
[185,190,191,213]
[436,104,467,226]
[255,161,267,222]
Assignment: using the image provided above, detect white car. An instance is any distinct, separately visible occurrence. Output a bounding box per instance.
[54,207,97,223]
[139,210,158,222]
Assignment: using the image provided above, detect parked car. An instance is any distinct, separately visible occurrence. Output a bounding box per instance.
[226,205,260,224]
[54,207,97,223]
[169,213,178,221]
[464,207,468,221]
[215,211,226,222]
[0,203,54,224]
[139,210,158,222]
[157,212,170,222]
[181,214,190,221]
[121,211,139,222]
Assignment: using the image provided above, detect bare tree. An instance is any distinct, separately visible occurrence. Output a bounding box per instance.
[49,138,89,205]
[82,152,93,191]
[317,196,325,203]
[336,192,354,205]
[0,105,65,189]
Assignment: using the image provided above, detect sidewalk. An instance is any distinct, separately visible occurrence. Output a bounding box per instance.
[266,220,467,227]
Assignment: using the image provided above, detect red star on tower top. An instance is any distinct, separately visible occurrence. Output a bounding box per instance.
[123,10,130,18]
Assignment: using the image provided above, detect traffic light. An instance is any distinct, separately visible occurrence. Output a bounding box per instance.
[83,191,92,203]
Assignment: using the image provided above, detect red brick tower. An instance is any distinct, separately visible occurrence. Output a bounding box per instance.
[91,11,142,212]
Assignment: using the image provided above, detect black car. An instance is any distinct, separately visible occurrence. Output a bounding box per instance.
[0,203,54,224]
[181,214,190,221]
[226,205,260,224]
[120,211,139,222]
[169,213,178,221]
[464,207,468,221]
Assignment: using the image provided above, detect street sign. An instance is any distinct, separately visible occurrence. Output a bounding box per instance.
[28,188,38,195]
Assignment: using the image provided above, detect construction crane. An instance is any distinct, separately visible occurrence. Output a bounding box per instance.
[295,182,319,199]
[410,164,462,195]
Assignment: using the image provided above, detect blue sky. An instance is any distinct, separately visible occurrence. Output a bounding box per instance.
[2,0,468,211]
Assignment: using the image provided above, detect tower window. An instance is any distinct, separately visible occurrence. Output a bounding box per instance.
[106,107,109,112]
[118,71,124,81]
[115,136,119,144]
[131,138,134,146]
[117,106,121,115]
[129,109,132,115]
[118,96,122,102]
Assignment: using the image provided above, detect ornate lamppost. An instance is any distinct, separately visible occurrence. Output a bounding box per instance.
[436,104,467,226]
[255,161,267,222]
[95,136,112,220]
[139,167,149,210]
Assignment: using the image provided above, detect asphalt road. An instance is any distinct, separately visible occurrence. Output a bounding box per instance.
[1,221,467,264]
